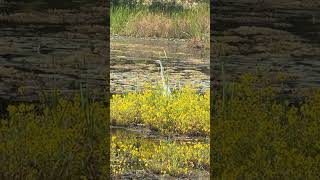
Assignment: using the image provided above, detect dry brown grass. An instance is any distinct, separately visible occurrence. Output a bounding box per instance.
[123,10,209,46]
[126,14,174,38]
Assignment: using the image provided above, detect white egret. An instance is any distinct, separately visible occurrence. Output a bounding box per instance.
[155,60,171,96]
[37,43,41,54]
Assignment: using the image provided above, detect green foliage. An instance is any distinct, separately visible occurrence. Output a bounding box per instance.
[0,96,108,179]
[212,73,320,179]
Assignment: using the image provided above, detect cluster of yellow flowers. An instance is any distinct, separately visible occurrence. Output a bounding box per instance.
[111,84,210,135]
[111,135,209,177]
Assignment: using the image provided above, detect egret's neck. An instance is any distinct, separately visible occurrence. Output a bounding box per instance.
[160,66,165,79]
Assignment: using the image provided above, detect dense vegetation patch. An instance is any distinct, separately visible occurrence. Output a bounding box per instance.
[111,135,209,178]
[111,0,209,47]
[212,73,320,179]
[111,83,210,178]
[111,84,210,136]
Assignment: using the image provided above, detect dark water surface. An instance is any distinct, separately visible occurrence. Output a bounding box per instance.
[213,0,320,89]
[0,0,107,103]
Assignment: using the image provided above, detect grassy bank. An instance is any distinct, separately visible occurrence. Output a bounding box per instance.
[0,96,109,179]
[111,84,210,136]
[111,1,209,47]
[212,73,320,178]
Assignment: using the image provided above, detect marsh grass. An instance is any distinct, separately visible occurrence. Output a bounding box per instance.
[111,2,209,45]
[212,73,320,178]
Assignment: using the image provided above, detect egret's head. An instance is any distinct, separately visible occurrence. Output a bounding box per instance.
[155,60,161,64]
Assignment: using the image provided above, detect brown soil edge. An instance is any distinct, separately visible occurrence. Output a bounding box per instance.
[111,125,209,142]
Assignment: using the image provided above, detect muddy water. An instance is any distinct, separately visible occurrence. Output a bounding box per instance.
[0,1,106,103]
[111,36,210,94]
[213,0,320,88]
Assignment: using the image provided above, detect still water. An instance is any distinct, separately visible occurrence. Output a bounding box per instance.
[111,36,210,94]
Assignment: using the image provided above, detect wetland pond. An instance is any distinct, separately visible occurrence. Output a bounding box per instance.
[110,36,210,179]
[1,1,210,178]
[111,36,210,94]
